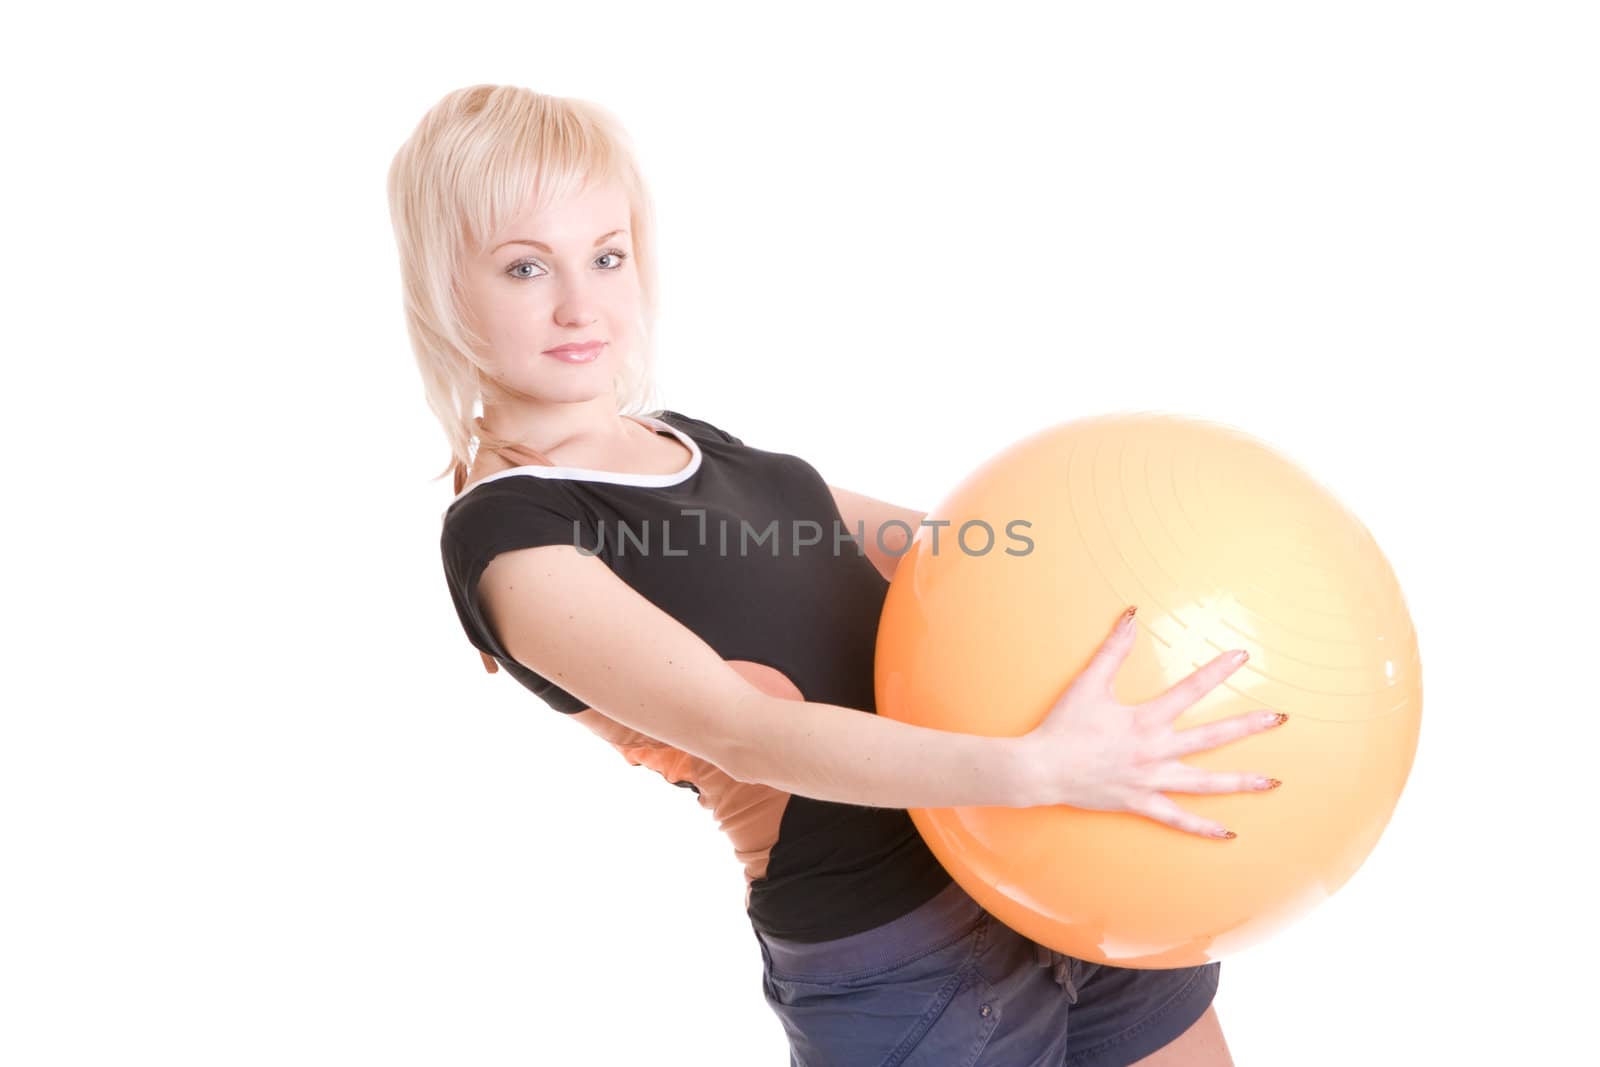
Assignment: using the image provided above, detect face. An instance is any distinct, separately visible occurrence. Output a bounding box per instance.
[460,180,640,405]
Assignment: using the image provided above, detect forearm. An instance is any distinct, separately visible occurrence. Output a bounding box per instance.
[728,691,1038,809]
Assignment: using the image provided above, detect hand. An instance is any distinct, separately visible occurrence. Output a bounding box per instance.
[1020,607,1286,839]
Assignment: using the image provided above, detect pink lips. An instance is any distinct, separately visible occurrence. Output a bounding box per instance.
[543,341,605,363]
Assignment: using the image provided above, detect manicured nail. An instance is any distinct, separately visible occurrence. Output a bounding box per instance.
[1257,777,1282,790]
[1214,828,1237,839]
[1271,712,1288,727]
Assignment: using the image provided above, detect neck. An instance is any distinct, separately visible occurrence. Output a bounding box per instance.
[478,395,633,462]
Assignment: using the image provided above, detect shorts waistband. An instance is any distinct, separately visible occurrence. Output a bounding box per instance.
[753,878,986,981]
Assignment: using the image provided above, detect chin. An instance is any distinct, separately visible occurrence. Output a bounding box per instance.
[527,369,617,404]
[497,350,625,402]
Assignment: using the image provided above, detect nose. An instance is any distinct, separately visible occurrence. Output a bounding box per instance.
[553,274,599,328]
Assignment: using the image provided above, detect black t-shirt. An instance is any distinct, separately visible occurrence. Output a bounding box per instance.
[438,409,950,942]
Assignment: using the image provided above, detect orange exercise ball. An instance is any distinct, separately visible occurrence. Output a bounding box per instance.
[874,413,1422,969]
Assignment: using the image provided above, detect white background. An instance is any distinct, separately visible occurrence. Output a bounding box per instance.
[4,1,1596,1064]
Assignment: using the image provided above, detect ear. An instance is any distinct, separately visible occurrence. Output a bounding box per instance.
[479,650,500,674]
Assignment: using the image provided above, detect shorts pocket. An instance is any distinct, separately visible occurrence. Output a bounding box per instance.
[881,958,999,1067]
[759,914,999,1067]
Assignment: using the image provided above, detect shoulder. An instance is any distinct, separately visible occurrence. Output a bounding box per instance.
[440,476,587,573]
[444,467,582,522]
[654,408,745,447]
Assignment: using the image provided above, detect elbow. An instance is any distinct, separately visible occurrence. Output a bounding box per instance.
[715,687,772,786]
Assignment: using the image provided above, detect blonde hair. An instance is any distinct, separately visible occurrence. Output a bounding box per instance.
[387,84,664,494]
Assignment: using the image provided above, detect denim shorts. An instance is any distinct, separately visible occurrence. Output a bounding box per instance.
[752,878,1220,1067]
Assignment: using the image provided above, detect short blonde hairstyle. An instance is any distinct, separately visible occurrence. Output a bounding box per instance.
[387,85,664,493]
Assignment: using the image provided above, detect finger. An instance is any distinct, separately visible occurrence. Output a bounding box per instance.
[1152,708,1288,759]
[1073,606,1140,698]
[1126,791,1235,840]
[1145,760,1281,795]
[1138,648,1250,724]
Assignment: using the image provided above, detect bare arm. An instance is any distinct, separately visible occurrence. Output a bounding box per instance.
[827,484,926,582]
[728,687,1037,809]
[478,543,1038,809]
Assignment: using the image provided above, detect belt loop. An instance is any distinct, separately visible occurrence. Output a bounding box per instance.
[1034,944,1080,1004]
[1058,956,1079,1004]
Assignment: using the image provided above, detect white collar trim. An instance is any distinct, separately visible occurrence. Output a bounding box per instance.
[447,415,702,506]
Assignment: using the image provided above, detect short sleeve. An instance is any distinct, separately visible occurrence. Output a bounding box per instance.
[657,409,744,447]
[439,481,592,713]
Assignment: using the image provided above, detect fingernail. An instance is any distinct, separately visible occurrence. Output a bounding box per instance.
[1214,828,1237,840]
[1257,777,1282,790]
[1271,712,1288,727]
[1120,606,1138,630]
[1230,649,1249,666]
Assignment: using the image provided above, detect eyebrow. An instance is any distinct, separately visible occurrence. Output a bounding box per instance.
[491,229,628,255]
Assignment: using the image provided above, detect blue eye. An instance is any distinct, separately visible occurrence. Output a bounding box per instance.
[506,249,629,279]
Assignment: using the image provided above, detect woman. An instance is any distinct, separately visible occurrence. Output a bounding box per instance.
[389,84,1286,1066]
